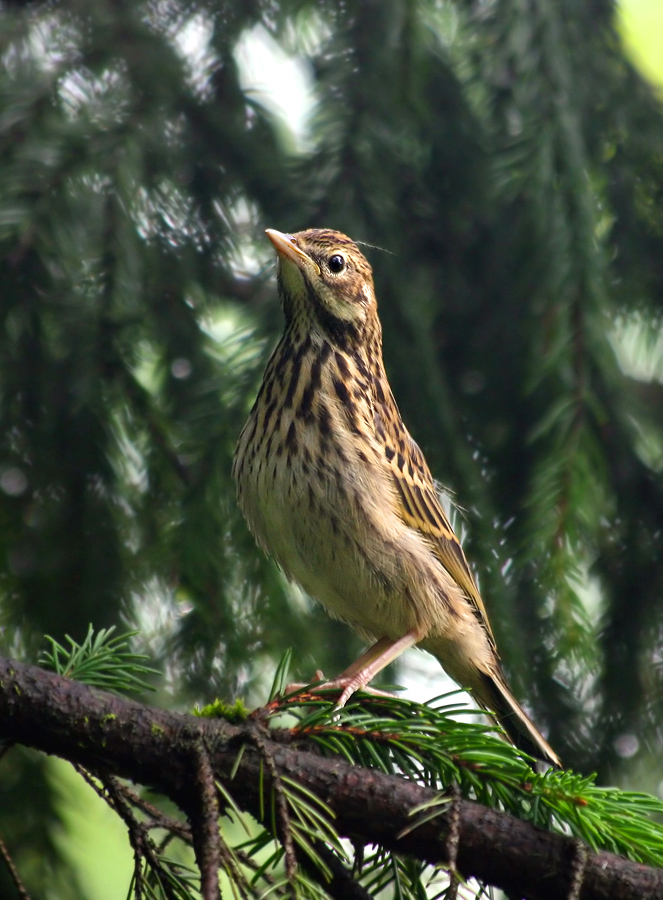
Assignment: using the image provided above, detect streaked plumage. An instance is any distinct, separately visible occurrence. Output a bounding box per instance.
[233,227,560,767]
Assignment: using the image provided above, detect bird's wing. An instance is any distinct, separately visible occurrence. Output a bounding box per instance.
[379,413,496,646]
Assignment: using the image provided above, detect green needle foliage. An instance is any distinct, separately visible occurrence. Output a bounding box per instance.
[129,859,201,900]
[275,692,663,867]
[135,678,663,899]
[39,625,159,695]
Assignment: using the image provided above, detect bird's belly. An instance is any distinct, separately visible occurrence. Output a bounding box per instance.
[237,429,454,641]
[247,465,383,634]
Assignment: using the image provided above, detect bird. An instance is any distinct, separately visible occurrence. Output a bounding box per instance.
[233,227,560,768]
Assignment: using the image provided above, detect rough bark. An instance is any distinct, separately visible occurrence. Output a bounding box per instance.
[0,656,661,900]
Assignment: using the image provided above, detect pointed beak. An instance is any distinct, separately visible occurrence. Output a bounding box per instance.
[265,229,321,275]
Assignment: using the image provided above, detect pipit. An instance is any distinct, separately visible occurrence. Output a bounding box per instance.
[233,228,560,767]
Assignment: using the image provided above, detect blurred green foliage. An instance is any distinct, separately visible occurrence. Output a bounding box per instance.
[1,0,663,894]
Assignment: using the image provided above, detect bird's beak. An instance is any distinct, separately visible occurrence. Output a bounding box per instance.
[265,229,321,276]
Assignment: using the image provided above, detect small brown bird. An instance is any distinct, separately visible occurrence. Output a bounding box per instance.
[233,228,560,767]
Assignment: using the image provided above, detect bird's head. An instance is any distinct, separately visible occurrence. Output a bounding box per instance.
[265,228,378,347]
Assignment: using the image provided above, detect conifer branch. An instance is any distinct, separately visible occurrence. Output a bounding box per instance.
[0,656,661,899]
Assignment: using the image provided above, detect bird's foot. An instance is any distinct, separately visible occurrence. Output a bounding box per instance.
[283,670,395,709]
[282,630,422,709]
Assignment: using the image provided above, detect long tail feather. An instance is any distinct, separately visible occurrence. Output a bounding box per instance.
[476,671,561,768]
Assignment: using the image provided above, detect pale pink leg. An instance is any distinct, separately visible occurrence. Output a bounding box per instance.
[284,628,423,708]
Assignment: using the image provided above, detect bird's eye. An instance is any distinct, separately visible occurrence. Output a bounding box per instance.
[328,254,345,274]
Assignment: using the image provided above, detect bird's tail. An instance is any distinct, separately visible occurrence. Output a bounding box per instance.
[475,670,561,768]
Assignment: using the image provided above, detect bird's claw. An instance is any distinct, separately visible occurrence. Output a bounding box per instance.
[282,673,395,708]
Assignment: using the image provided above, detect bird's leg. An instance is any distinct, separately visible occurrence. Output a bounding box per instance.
[284,629,423,708]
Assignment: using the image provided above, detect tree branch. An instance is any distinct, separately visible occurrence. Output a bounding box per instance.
[188,741,220,900]
[0,656,660,900]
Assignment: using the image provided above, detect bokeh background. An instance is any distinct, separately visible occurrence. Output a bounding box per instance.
[1,0,662,895]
